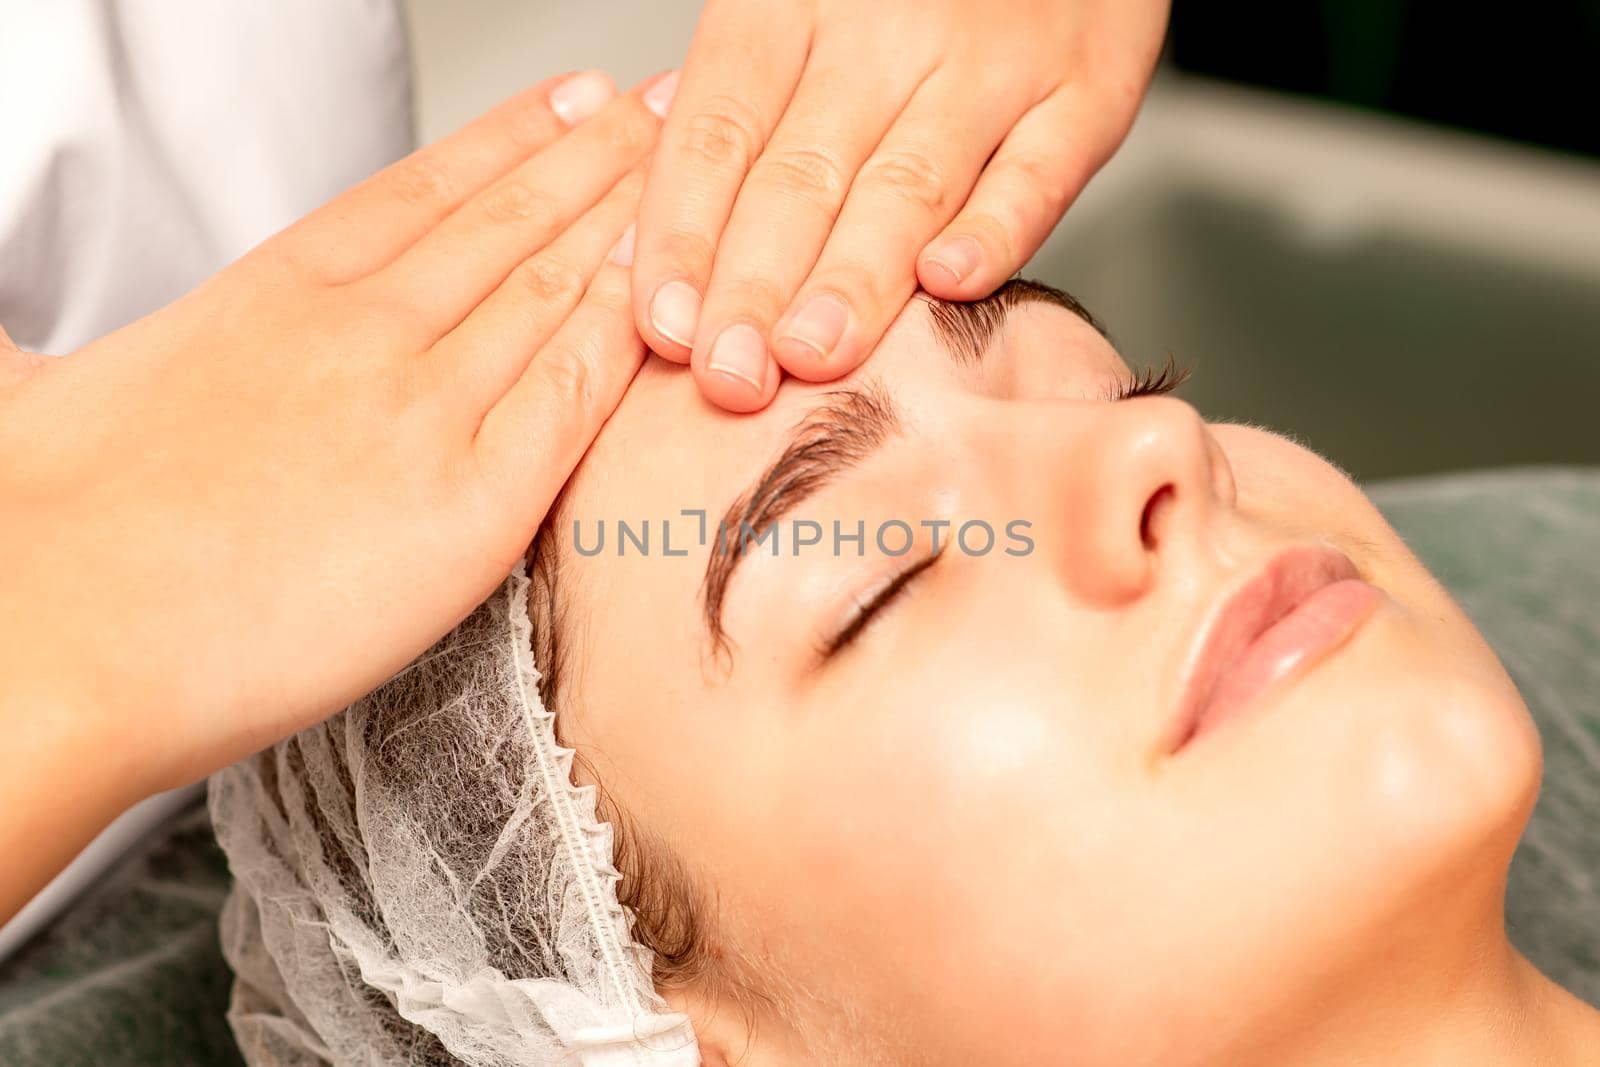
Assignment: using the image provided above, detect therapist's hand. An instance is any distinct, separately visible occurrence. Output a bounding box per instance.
[631,0,1169,411]
[0,322,48,386]
[0,71,672,918]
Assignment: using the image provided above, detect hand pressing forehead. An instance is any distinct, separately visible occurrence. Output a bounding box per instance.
[629,0,1172,412]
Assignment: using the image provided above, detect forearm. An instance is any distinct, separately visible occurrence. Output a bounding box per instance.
[0,72,667,927]
[0,333,141,921]
[0,668,146,925]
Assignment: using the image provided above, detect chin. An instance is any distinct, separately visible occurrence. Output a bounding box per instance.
[1354,658,1542,906]
[1153,674,1541,1067]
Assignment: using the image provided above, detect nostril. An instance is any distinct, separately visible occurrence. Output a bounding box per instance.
[1141,484,1176,550]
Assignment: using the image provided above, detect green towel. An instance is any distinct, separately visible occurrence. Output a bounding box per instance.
[0,806,243,1066]
[1369,467,1600,1001]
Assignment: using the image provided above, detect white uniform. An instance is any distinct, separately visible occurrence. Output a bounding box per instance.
[0,0,414,352]
[0,0,414,961]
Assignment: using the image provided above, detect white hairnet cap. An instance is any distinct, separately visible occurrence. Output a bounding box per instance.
[209,565,700,1066]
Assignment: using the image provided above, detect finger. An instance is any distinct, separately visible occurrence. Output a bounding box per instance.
[472,255,647,536]
[425,163,646,424]
[769,77,1030,385]
[685,50,927,412]
[273,71,617,284]
[917,82,1137,300]
[630,2,813,361]
[372,80,667,341]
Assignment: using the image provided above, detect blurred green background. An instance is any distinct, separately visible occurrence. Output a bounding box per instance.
[1036,104,1600,480]
[1049,182,1600,479]
[1035,2,1600,480]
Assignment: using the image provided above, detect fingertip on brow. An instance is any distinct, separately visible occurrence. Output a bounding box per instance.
[772,338,859,383]
[772,292,850,372]
[696,350,779,413]
[919,233,986,291]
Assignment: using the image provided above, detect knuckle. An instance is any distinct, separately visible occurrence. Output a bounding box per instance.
[617,163,651,195]
[516,255,587,303]
[248,237,317,285]
[387,154,456,208]
[752,146,848,206]
[655,224,717,275]
[603,165,649,211]
[862,148,952,213]
[1099,74,1149,135]
[601,102,659,158]
[811,261,886,319]
[348,287,432,343]
[1006,153,1070,214]
[712,275,788,320]
[480,180,543,223]
[982,167,1069,263]
[1004,150,1055,187]
[539,343,598,408]
[499,96,558,152]
[583,276,633,321]
[676,94,763,171]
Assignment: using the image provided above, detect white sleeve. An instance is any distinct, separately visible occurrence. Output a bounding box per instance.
[0,0,415,354]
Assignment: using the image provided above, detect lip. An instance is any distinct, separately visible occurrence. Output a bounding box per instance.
[1167,544,1381,753]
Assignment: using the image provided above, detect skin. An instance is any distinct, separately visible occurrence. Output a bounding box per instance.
[0,73,667,923]
[549,290,1600,1065]
[633,0,1170,412]
[0,0,1176,933]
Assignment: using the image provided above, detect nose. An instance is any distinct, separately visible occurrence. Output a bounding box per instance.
[1043,395,1235,605]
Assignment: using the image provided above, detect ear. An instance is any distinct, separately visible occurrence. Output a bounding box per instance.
[656,982,805,1067]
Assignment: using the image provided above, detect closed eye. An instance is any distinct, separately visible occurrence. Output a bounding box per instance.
[815,355,1190,661]
[818,547,945,660]
[1105,354,1193,402]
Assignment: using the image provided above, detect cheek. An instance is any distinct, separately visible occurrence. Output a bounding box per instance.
[1211,424,1370,544]
[780,666,1110,905]
[756,649,1150,1049]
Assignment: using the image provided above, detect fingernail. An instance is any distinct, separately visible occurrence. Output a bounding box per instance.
[923,235,983,285]
[608,223,636,267]
[550,70,615,126]
[779,294,849,361]
[708,323,770,393]
[643,70,680,119]
[649,280,701,347]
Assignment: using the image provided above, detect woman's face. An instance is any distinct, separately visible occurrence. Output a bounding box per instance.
[551,283,1541,1065]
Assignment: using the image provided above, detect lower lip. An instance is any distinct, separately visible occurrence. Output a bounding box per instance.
[1190,578,1381,743]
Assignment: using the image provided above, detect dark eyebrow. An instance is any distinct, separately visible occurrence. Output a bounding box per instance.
[701,378,901,659]
[699,278,1103,658]
[923,277,1106,365]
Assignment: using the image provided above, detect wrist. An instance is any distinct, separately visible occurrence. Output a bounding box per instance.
[0,675,149,924]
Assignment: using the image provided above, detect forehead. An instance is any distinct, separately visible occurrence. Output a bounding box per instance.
[563,296,1127,530]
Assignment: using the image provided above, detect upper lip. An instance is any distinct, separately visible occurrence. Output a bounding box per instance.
[1167,544,1361,753]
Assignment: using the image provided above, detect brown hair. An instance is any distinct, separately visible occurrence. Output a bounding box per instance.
[525,512,774,1020]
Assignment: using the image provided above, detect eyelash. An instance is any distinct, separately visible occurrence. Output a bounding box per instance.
[1105,354,1193,402]
[820,548,944,659]
[821,357,1195,660]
